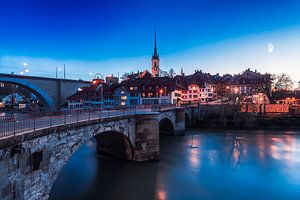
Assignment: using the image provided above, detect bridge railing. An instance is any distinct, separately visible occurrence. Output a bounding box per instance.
[0,105,175,139]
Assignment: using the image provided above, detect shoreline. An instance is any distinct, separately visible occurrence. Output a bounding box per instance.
[186,127,300,135]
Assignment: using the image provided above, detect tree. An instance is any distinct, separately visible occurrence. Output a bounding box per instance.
[159,69,168,77]
[169,68,176,78]
[273,73,294,90]
[255,73,272,97]
[121,72,130,81]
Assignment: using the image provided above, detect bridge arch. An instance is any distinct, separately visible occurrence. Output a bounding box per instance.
[159,117,175,135]
[94,131,134,160]
[0,77,55,109]
[48,122,134,199]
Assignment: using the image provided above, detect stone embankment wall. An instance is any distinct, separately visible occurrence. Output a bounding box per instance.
[195,105,300,129]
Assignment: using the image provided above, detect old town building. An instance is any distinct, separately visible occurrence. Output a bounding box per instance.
[66,32,272,109]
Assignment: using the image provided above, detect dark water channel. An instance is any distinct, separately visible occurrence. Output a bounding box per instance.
[50,130,300,200]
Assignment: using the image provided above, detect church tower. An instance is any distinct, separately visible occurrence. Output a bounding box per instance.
[151,29,160,77]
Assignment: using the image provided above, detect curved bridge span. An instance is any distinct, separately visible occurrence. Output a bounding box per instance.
[0,73,90,109]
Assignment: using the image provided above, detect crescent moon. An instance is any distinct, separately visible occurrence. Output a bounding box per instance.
[268,43,274,53]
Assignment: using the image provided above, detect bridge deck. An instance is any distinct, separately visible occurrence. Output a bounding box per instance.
[0,105,180,140]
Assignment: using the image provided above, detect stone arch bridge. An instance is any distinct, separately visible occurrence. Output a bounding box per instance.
[0,106,203,200]
[0,73,90,109]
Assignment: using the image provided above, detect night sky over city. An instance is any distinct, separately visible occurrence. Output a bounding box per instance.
[1,0,300,83]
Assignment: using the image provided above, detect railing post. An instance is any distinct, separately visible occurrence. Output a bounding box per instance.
[77,109,79,123]
[33,113,36,131]
[50,113,52,128]
[88,109,91,121]
[13,117,16,137]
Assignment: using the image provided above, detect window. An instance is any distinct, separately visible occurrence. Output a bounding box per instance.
[121,96,127,100]
[130,93,138,97]
[161,99,168,104]
[142,99,159,105]
[130,99,138,105]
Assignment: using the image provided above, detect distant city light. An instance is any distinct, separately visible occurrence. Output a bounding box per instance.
[77,88,83,91]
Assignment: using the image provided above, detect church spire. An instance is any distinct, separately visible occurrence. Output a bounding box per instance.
[151,27,160,77]
[153,27,159,58]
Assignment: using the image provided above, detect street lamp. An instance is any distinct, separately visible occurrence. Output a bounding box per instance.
[99,83,103,110]
[56,67,63,78]
[159,89,164,95]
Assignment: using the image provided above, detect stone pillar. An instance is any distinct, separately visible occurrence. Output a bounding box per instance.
[134,113,160,161]
[175,108,185,135]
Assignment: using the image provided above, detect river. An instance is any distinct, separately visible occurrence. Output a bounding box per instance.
[49,130,300,200]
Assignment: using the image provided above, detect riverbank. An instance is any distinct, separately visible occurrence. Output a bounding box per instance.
[195,112,300,129]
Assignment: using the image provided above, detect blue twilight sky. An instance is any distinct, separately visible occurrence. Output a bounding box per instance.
[1,0,300,85]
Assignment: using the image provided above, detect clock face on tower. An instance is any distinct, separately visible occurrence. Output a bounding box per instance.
[154,66,158,71]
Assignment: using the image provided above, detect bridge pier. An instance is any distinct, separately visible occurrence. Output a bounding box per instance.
[134,113,160,161]
[95,113,160,161]
[174,108,185,135]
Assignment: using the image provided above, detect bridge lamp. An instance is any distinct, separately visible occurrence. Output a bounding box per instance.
[20,71,24,75]
[23,62,28,67]
[24,69,29,73]
[78,88,83,92]
[159,89,164,95]
[92,80,97,84]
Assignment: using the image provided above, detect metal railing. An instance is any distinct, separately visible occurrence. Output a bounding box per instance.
[0,105,181,139]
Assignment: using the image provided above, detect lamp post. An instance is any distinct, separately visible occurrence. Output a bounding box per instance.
[100,83,103,110]
[56,67,62,79]
[10,84,14,110]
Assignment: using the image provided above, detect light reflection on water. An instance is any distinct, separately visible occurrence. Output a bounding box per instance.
[50,130,300,200]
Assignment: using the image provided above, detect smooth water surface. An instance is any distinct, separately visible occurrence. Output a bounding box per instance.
[50,130,300,200]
